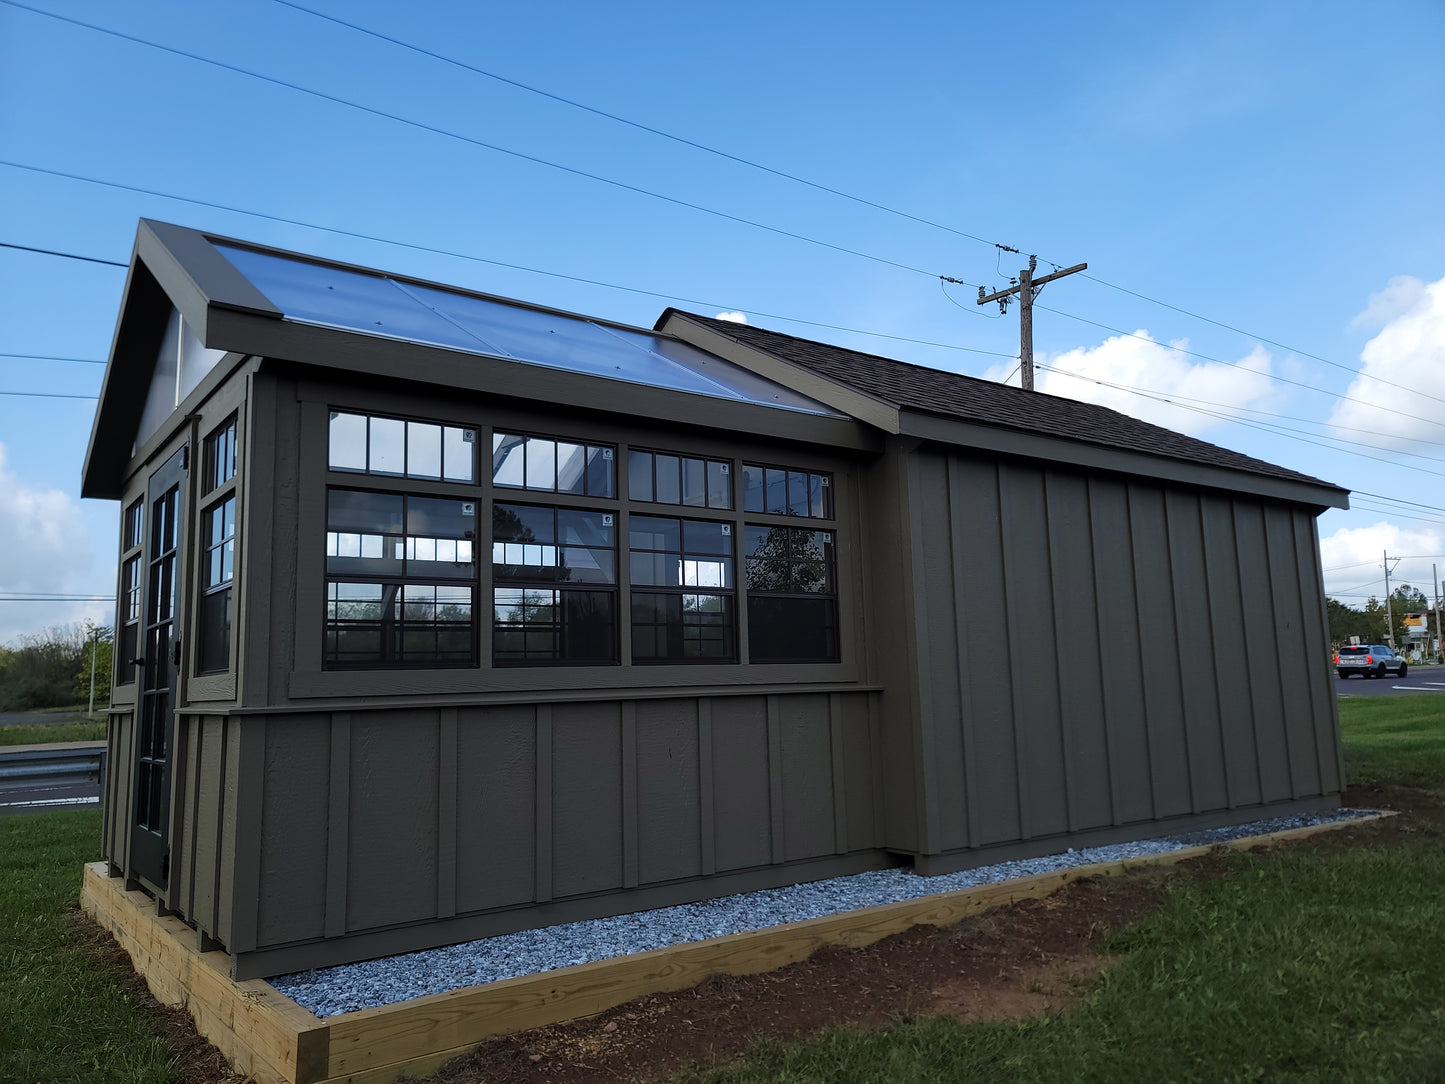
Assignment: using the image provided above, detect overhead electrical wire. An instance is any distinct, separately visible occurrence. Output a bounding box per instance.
[0,240,127,267]
[0,164,1015,360]
[0,351,108,365]
[0,389,98,399]
[272,0,1445,407]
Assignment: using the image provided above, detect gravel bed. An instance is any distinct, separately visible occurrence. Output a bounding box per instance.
[273,808,1375,1017]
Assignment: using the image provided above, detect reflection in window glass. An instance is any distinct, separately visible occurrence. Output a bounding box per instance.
[408,423,442,479]
[630,514,735,662]
[743,524,837,662]
[493,587,615,664]
[629,449,732,509]
[199,495,236,673]
[204,416,238,493]
[443,426,475,482]
[742,461,832,518]
[369,417,405,475]
[330,412,368,471]
[325,582,473,667]
[493,432,615,496]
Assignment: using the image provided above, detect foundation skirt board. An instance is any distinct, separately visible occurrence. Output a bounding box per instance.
[79,812,1391,1084]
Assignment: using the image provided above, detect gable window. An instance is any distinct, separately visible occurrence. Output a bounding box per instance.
[630,515,735,662]
[492,432,615,497]
[204,415,237,491]
[492,502,616,664]
[329,410,476,483]
[627,450,732,509]
[324,489,477,667]
[741,463,832,519]
[744,525,838,662]
[116,499,144,685]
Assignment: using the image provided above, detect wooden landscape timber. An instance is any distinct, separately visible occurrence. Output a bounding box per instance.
[79,811,1391,1084]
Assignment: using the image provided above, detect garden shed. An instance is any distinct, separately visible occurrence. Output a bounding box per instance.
[83,219,1350,980]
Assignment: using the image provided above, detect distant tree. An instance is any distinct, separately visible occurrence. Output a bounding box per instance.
[1326,598,1382,645]
[1387,584,1431,647]
[0,624,88,711]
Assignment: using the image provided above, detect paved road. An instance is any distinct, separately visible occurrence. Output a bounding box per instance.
[1335,663,1445,699]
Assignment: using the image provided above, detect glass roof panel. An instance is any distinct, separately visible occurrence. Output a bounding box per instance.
[215,243,839,416]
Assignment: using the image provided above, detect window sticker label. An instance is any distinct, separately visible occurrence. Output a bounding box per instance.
[721,463,729,473]
[821,532,832,542]
[602,514,614,526]
[461,502,475,516]
[462,430,475,442]
[721,524,731,535]
[602,448,614,459]
[820,477,830,486]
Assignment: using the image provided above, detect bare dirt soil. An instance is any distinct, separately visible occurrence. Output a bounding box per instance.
[80,783,1400,1084]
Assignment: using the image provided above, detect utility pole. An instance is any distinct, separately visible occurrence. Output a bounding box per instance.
[1434,563,1441,663]
[88,626,97,715]
[972,255,1087,390]
[1383,550,1396,647]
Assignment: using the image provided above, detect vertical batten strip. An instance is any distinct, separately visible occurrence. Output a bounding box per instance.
[534,705,553,903]
[621,702,639,889]
[766,695,785,864]
[697,699,715,876]
[228,716,266,955]
[828,692,848,854]
[946,457,979,849]
[324,713,351,939]
[1162,497,1200,814]
[1084,480,1123,827]
[437,709,458,919]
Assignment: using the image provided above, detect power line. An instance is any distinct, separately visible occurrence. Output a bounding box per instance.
[0,241,127,267]
[2,2,968,291]
[0,162,1014,359]
[272,0,1445,407]
[0,352,107,365]
[0,389,98,399]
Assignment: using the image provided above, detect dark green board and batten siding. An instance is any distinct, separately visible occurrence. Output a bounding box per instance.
[905,449,1342,868]
[177,689,881,979]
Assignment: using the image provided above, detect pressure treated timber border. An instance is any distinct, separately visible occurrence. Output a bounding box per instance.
[80,812,1391,1084]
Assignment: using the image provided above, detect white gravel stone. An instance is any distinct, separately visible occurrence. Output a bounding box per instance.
[272,807,1374,1017]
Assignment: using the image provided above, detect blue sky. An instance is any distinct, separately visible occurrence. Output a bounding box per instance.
[2,0,1443,643]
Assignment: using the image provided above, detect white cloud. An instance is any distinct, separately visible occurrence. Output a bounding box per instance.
[714,311,748,324]
[1033,331,1275,437]
[1318,520,1443,604]
[0,442,106,645]
[1328,274,1445,449]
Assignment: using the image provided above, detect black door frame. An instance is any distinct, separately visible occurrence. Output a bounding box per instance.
[129,443,188,890]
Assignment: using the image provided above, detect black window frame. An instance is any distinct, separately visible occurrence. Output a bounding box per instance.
[741,461,833,519]
[492,500,618,666]
[197,493,236,674]
[629,514,737,664]
[328,408,478,484]
[491,430,616,498]
[626,448,733,510]
[743,524,840,663]
[116,498,144,685]
[323,487,481,670]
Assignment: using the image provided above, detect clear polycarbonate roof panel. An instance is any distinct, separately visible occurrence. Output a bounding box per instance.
[214,244,839,416]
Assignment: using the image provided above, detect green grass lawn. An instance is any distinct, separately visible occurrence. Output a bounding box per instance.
[684,696,1445,1083]
[0,811,181,1084]
[0,720,109,746]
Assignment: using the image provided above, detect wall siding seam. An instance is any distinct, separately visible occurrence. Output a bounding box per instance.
[211,718,229,943]
[1163,496,1200,815]
[828,693,848,854]
[1292,513,1332,793]
[997,464,1030,841]
[1083,481,1123,828]
[324,713,351,939]
[866,694,886,847]
[905,454,942,854]
[697,700,715,876]
[621,703,639,890]
[1125,486,1162,822]
[945,455,977,849]
[1197,501,1237,810]
[1043,473,1079,833]
[1261,510,1303,799]
[1230,504,1268,803]
[535,705,553,903]
[437,708,458,920]
[766,695,785,864]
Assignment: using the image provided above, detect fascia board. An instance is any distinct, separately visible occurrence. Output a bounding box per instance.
[208,309,883,453]
[899,410,1350,511]
[657,311,901,434]
[137,220,281,344]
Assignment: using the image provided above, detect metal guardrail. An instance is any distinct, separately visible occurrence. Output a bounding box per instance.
[0,741,107,805]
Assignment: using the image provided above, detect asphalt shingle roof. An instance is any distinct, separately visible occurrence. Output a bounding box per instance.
[673,312,1341,493]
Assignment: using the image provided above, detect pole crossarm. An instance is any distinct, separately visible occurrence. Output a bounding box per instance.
[968,256,1087,391]
[976,262,1087,306]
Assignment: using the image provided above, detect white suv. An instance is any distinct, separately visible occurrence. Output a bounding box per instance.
[1335,644,1408,679]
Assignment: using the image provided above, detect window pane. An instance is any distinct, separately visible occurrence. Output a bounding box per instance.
[368,417,405,474]
[630,551,677,587]
[764,468,788,514]
[329,411,367,471]
[629,514,680,553]
[556,442,587,494]
[741,464,764,512]
[628,450,653,502]
[493,502,555,544]
[707,460,731,508]
[327,490,404,577]
[562,591,615,661]
[198,588,231,673]
[747,596,837,662]
[559,547,615,584]
[492,433,526,487]
[525,438,556,490]
[407,422,442,479]
[683,519,732,555]
[810,473,830,518]
[443,427,475,482]
[587,446,615,497]
[682,457,707,507]
[557,508,615,548]
[654,454,681,504]
[787,471,810,516]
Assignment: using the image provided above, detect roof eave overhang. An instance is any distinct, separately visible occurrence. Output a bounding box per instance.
[898,410,1350,511]
[215,308,882,452]
[657,310,901,434]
